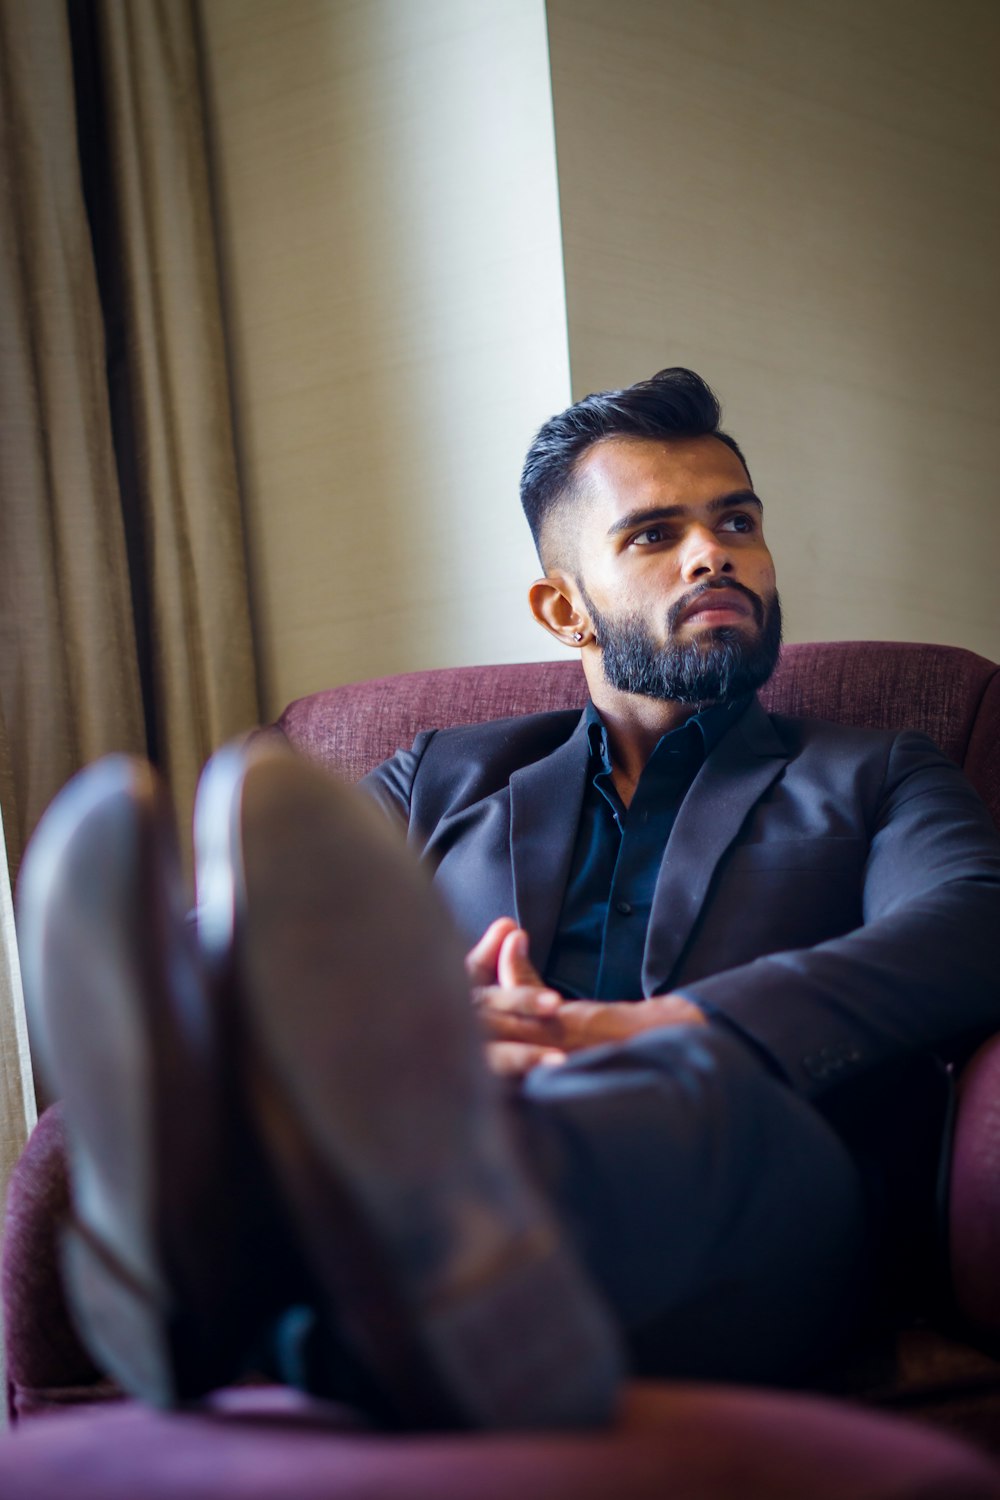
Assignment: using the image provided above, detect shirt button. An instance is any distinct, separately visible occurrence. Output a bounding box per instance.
[615,900,633,915]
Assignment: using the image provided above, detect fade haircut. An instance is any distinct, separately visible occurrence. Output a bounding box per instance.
[520,368,749,566]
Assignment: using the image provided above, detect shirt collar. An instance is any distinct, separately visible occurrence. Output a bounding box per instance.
[584,693,753,777]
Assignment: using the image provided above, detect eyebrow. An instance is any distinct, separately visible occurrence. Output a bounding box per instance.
[606,490,763,539]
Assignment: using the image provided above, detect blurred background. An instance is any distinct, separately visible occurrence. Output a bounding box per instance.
[198,0,1000,708]
[0,0,998,1377]
[3,0,999,873]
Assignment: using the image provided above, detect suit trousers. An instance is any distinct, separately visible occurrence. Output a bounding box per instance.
[272,1023,869,1401]
[512,1024,872,1384]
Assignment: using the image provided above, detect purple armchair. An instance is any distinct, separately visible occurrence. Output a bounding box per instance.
[3,641,1000,1498]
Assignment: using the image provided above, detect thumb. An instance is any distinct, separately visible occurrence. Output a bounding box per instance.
[497,928,546,989]
[465,917,518,986]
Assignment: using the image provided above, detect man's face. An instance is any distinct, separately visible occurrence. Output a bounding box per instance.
[566,435,781,704]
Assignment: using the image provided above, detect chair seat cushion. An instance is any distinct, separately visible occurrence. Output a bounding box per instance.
[951,1036,1000,1338]
[0,1383,997,1500]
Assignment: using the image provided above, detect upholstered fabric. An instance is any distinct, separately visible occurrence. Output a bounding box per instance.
[0,1383,998,1500]
[951,1037,1000,1340]
[1,1105,109,1422]
[965,673,1000,825]
[277,644,1000,821]
[4,643,999,1476]
[757,641,998,768]
[276,660,591,785]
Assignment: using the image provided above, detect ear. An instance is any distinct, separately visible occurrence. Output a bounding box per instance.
[528,574,592,649]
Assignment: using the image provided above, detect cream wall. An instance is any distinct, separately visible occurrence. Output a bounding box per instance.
[547,0,1000,658]
[201,0,1000,711]
[199,0,569,720]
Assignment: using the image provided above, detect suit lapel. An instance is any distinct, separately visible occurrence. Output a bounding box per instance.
[509,713,591,974]
[641,698,790,995]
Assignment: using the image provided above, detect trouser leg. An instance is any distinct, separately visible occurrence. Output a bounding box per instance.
[280,1025,870,1396]
[514,1025,872,1384]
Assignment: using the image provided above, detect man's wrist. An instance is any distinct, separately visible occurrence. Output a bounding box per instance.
[679,990,791,1081]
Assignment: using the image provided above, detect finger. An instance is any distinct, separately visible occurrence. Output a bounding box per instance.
[545,998,705,1055]
[542,1004,609,1051]
[475,984,563,1017]
[486,1042,567,1079]
[465,917,519,987]
[557,996,708,1046]
[481,1008,564,1046]
[497,928,547,990]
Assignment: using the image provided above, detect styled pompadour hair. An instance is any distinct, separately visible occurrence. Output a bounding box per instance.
[520,367,748,561]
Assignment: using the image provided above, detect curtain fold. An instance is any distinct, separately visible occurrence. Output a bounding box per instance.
[0,723,37,1429]
[0,0,262,1387]
[87,0,260,840]
[1,0,260,872]
[0,0,147,878]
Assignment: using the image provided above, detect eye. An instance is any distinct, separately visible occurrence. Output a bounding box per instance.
[719,512,757,534]
[629,526,671,546]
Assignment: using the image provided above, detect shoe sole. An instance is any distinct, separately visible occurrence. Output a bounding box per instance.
[18,757,250,1404]
[195,740,622,1429]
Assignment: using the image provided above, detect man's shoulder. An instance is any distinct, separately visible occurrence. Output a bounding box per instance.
[763,709,945,764]
[753,709,962,812]
[361,707,586,823]
[407,707,585,795]
[766,711,900,753]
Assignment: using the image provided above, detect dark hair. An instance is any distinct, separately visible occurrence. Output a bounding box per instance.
[520,368,748,560]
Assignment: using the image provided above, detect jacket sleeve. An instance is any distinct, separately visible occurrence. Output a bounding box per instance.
[682,731,1000,1099]
[357,731,438,830]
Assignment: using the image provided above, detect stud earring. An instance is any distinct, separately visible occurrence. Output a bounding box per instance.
[573,631,583,643]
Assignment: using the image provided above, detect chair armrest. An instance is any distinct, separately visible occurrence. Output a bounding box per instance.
[950,1034,1000,1344]
[2,1105,117,1420]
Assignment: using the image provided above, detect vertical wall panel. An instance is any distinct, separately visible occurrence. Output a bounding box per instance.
[200,0,569,719]
[548,0,1000,658]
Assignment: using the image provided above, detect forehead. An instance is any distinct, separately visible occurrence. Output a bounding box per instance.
[573,435,752,528]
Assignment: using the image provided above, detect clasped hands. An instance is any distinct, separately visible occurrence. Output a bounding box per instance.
[467,917,707,1079]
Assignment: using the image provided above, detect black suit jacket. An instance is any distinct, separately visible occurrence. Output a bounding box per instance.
[363,697,1000,1106]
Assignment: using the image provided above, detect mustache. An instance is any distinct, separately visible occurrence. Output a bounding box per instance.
[667,579,766,631]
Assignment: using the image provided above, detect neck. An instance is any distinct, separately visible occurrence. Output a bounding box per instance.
[586,674,704,799]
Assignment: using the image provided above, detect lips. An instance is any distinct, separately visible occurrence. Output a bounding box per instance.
[678,588,753,626]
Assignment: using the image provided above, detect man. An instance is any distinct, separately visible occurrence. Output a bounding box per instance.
[367,370,998,1089]
[19,370,1000,1431]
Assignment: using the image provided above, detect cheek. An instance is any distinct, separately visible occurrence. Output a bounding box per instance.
[591,559,678,613]
[638,551,685,588]
[748,548,776,593]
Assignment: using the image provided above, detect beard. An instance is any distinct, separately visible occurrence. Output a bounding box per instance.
[580,580,783,705]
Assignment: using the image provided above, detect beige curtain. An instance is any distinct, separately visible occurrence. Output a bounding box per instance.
[0,710,36,1174]
[0,0,260,1394]
[0,718,37,1428]
[0,0,148,877]
[90,0,260,836]
[1,0,259,867]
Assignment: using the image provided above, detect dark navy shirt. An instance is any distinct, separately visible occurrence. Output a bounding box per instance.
[543,696,751,1001]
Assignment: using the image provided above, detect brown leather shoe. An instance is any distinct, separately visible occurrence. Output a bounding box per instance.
[194,739,624,1429]
[17,757,295,1405]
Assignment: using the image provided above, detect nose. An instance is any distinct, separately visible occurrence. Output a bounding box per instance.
[679,524,735,583]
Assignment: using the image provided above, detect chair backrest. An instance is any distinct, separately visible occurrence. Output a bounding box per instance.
[276,641,1000,828]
